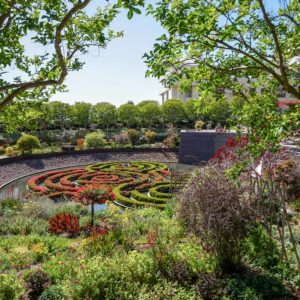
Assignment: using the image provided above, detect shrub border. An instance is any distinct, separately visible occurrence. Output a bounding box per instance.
[0,147,178,166]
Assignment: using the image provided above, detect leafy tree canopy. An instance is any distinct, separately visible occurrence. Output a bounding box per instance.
[0,0,144,110]
[117,103,140,127]
[196,95,231,126]
[46,101,70,129]
[161,99,187,125]
[138,102,162,127]
[136,100,159,107]
[184,99,198,123]
[92,102,117,132]
[70,102,91,128]
[144,0,300,99]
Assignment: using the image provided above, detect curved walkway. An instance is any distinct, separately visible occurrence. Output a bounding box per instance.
[0,150,178,187]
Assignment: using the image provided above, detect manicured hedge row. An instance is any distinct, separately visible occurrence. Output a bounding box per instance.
[26,161,184,209]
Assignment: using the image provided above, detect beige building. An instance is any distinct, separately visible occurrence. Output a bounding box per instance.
[160,83,199,103]
[160,77,298,104]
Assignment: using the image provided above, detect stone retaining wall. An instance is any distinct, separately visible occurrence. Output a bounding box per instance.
[0,148,178,187]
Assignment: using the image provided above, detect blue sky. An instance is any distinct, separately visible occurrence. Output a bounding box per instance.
[52,3,164,107]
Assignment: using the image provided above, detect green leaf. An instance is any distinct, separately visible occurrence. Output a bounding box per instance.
[127,10,133,19]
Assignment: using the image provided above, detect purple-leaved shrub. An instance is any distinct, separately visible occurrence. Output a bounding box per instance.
[178,166,255,272]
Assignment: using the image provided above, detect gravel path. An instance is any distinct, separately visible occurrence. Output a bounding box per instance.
[0,151,178,187]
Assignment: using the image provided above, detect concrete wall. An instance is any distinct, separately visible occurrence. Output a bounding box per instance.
[179,131,236,164]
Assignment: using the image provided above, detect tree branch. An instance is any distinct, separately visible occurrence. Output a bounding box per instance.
[0,0,92,110]
[258,0,288,87]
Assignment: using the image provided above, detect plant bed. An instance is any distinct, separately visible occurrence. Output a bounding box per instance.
[27,161,186,209]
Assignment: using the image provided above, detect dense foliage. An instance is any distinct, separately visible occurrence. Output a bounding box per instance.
[0,0,144,110]
[16,133,41,153]
[145,0,300,100]
[179,166,255,271]
[0,197,298,299]
[84,131,106,149]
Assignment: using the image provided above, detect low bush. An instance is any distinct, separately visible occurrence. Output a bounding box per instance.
[178,166,255,272]
[84,131,106,148]
[53,203,89,217]
[164,126,179,147]
[17,133,41,153]
[145,130,156,143]
[60,144,75,151]
[127,129,140,146]
[112,131,128,144]
[0,198,22,216]
[195,272,225,300]
[0,136,7,146]
[243,225,281,271]
[39,285,65,300]
[0,215,48,236]
[225,272,290,300]
[5,146,14,156]
[195,120,205,131]
[76,138,85,150]
[0,274,24,300]
[138,279,199,300]
[154,132,167,143]
[48,213,80,237]
[23,269,51,299]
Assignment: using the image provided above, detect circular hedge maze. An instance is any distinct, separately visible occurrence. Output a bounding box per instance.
[27,161,185,209]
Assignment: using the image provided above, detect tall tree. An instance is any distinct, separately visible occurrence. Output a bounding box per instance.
[196,95,231,126]
[161,99,187,125]
[70,102,91,128]
[138,102,162,128]
[117,103,140,128]
[93,102,117,134]
[0,0,144,110]
[184,99,198,124]
[145,0,300,99]
[47,101,70,129]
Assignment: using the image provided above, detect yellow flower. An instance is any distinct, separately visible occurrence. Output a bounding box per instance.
[14,246,29,254]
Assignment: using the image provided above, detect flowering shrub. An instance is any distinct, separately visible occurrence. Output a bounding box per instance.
[212,136,248,164]
[145,130,156,143]
[76,184,115,226]
[76,138,85,150]
[195,120,204,130]
[48,213,80,237]
[164,126,179,147]
[76,184,115,206]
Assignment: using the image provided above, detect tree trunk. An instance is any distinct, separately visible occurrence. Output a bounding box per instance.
[91,202,94,227]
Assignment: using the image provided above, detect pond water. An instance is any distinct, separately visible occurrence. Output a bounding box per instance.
[0,162,196,211]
